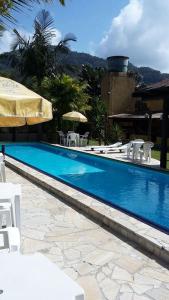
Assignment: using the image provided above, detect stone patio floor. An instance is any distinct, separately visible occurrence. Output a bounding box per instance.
[6,167,169,300]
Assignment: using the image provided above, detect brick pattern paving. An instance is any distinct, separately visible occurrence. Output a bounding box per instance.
[6,168,169,300]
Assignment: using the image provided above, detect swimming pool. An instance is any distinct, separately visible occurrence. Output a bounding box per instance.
[4,142,169,233]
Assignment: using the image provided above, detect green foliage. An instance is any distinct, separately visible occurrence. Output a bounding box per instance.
[107,122,125,143]
[80,64,105,96]
[41,74,90,116]
[80,65,107,143]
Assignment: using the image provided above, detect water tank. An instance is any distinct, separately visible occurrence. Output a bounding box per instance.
[107,56,129,73]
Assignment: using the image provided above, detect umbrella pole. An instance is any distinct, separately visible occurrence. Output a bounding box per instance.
[12,128,16,142]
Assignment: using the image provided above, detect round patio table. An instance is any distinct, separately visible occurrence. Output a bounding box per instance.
[0,253,84,300]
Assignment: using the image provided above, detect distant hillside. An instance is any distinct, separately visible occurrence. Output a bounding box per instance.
[0,50,169,85]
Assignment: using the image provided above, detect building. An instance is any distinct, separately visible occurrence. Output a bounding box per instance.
[101,56,136,116]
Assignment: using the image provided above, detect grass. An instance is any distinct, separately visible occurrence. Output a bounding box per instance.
[152,150,169,169]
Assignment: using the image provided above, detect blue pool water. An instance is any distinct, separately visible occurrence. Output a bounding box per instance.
[4,142,169,232]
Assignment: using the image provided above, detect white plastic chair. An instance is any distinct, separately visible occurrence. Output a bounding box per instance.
[0,184,21,231]
[67,133,78,147]
[140,142,154,162]
[132,142,143,160]
[57,131,66,146]
[0,202,13,228]
[0,161,6,182]
[0,227,20,252]
[126,142,133,158]
[80,132,89,147]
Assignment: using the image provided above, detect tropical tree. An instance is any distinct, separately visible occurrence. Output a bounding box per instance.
[80,64,106,143]
[80,64,105,97]
[11,9,76,85]
[0,0,65,28]
[40,74,90,130]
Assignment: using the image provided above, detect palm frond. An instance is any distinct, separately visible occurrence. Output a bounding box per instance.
[57,33,77,52]
[0,1,65,28]
[33,9,55,46]
[11,29,29,51]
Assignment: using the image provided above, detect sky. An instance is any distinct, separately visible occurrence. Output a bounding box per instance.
[1,0,169,72]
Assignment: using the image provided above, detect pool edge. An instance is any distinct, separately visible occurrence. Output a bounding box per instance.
[5,155,169,265]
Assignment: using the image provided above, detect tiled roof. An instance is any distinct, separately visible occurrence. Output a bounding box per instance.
[139,79,169,91]
[108,113,162,119]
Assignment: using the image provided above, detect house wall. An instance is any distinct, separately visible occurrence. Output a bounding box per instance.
[101,72,136,115]
[145,98,163,112]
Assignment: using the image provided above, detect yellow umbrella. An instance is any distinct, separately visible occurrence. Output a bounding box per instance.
[0,77,53,127]
[62,111,87,123]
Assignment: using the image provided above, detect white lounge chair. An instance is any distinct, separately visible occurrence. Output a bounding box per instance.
[86,142,122,151]
[140,142,154,162]
[97,143,130,154]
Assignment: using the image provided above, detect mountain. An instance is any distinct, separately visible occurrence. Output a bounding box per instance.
[0,50,169,85]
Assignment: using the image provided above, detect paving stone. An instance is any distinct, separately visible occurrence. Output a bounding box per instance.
[140,268,169,283]
[77,276,103,300]
[112,266,133,282]
[48,246,62,256]
[75,262,96,276]
[116,255,144,274]
[102,266,112,276]
[129,283,153,295]
[22,238,50,254]
[120,293,133,300]
[84,249,114,266]
[97,272,105,283]
[146,286,169,300]
[120,284,133,293]
[102,280,120,300]
[133,295,151,300]
[134,273,161,288]
[63,267,78,281]
[64,248,81,261]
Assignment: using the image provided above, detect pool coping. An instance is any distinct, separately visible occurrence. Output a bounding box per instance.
[5,155,169,264]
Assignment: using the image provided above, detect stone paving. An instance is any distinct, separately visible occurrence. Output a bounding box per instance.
[6,167,169,300]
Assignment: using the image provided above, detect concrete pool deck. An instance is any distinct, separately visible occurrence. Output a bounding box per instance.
[6,166,169,300]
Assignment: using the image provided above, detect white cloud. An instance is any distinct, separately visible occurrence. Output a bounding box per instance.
[0,29,32,54]
[96,0,169,72]
[51,29,62,45]
[0,31,15,54]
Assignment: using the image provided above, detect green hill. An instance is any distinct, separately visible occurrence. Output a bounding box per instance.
[0,50,169,84]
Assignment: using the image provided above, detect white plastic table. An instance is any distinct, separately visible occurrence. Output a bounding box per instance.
[0,253,84,300]
[0,183,21,230]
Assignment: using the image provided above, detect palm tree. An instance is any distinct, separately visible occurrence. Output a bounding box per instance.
[11,9,76,85]
[0,0,65,28]
[41,74,90,130]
